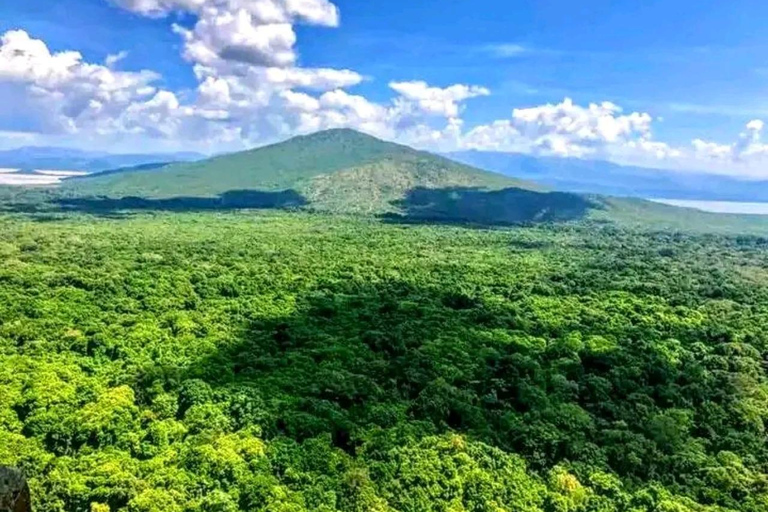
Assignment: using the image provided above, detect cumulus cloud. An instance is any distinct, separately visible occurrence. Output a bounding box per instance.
[389,81,490,119]
[105,0,381,146]
[457,98,676,162]
[0,0,365,149]
[111,0,337,24]
[509,98,654,156]
[0,1,680,162]
[0,30,159,134]
[114,0,338,72]
[261,67,363,90]
[277,84,490,144]
[692,120,768,164]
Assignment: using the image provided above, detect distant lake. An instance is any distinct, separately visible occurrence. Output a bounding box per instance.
[651,198,768,215]
[0,169,89,186]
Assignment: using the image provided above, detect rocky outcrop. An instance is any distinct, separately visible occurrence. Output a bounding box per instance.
[0,468,31,512]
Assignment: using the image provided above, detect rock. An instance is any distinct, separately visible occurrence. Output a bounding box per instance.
[0,467,31,512]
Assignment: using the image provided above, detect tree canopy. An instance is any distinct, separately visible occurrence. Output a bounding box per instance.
[1,210,768,511]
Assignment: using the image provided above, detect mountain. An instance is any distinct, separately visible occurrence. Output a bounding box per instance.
[8,129,768,231]
[446,150,768,202]
[64,129,550,216]
[0,146,204,173]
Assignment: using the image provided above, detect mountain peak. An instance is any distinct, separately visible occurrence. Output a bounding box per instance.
[299,127,378,139]
[278,128,406,151]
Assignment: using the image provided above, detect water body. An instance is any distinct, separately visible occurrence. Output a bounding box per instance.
[0,169,89,186]
[651,198,768,215]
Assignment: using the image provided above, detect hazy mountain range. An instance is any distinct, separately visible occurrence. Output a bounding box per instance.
[5,140,768,205]
[445,150,768,202]
[0,146,204,173]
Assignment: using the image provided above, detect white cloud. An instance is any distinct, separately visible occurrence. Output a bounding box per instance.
[114,0,339,73]
[692,139,733,160]
[389,81,490,119]
[485,43,529,58]
[508,98,654,156]
[462,121,523,151]
[0,31,694,169]
[173,12,298,68]
[0,4,681,163]
[456,98,675,162]
[109,0,207,17]
[261,67,363,90]
[106,0,374,147]
[693,120,768,163]
[0,30,160,135]
[105,51,129,67]
[0,0,361,149]
[277,84,490,144]
[111,0,338,25]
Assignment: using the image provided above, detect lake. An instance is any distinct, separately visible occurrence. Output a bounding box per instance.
[650,199,768,215]
[0,169,90,186]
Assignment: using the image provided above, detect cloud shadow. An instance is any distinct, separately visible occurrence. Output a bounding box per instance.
[1,189,308,218]
[382,186,599,226]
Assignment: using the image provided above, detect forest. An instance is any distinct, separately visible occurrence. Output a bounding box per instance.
[1,209,768,511]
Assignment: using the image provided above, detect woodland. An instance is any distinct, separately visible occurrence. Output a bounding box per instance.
[1,209,768,511]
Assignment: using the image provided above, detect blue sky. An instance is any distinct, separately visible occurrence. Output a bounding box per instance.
[2,0,768,175]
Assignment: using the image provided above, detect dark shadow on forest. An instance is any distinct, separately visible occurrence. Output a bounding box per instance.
[143,275,684,476]
[155,280,532,455]
[382,186,599,226]
[1,189,308,218]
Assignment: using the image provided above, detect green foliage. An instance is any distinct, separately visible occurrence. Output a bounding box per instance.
[1,210,768,510]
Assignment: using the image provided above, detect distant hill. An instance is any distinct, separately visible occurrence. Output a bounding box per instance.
[0,146,204,173]
[71,161,174,179]
[64,129,556,217]
[446,150,768,202]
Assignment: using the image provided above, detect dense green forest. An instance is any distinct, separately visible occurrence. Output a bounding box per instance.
[2,209,768,511]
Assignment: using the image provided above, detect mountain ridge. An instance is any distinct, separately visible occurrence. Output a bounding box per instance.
[446,149,768,202]
[0,146,204,173]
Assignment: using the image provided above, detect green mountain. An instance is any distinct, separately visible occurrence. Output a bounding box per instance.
[53,128,768,231]
[63,129,543,214]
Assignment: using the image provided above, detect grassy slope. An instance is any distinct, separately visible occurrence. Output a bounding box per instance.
[300,154,520,214]
[593,196,768,235]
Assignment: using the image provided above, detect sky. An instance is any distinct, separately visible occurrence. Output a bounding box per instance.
[2,0,768,177]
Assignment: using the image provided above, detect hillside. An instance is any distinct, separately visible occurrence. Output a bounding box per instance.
[447,149,768,202]
[63,129,536,214]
